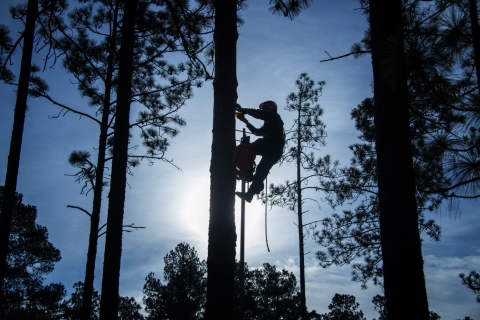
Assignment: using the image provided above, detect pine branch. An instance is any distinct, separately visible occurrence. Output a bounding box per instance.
[67,205,92,217]
[320,50,370,62]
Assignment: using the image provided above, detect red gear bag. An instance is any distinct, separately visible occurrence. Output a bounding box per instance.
[232,138,256,172]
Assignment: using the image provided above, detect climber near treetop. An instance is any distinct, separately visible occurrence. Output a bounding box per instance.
[235,101,285,203]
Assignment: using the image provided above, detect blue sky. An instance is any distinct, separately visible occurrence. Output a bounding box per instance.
[1,0,479,318]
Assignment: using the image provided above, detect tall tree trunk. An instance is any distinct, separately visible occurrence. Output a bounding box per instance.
[0,0,38,293]
[81,4,119,319]
[369,0,429,319]
[205,0,237,319]
[296,107,306,320]
[98,0,137,318]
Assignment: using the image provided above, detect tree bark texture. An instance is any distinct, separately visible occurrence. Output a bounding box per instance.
[98,0,137,318]
[81,5,119,319]
[0,0,38,294]
[205,0,237,319]
[369,0,430,319]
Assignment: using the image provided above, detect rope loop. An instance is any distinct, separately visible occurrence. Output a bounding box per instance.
[265,176,270,252]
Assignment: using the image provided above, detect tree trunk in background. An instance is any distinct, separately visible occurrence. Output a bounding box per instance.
[205,0,237,319]
[369,0,429,319]
[98,0,137,318]
[0,0,38,294]
[81,4,119,319]
[296,107,306,320]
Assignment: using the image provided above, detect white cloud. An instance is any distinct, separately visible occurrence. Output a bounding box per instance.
[425,255,480,269]
[424,254,480,319]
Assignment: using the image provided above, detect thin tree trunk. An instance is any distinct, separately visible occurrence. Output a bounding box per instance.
[98,0,137,318]
[0,0,38,293]
[296,108,306,320]
[205,0,237,318]
[80,4,119,319]
[369,0,429,319]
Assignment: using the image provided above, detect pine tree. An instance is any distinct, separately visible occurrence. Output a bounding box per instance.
[372,295,387,320]
[0,0,67,296]
[0,0,38,294]
[62,281,145,319]
[459,270,480,304]
[313,1,480,293]
[206,0,238,318]
[142,242,313,319]
[467,0,480,95]
[369,0,429,317]
[268,0,313,19]
[266,73,331,320]
[143,243,207,320]
[28,1,212,317]
[206,2,315,318]
[50,3,123,317]
[314,98,441,289]
[0,186,65,318]
[62,282,100,320]
[244,263,303,319]
[349,0,480,204]
[0,24,14,83]
[403,0,480,204]
[76,3,119,316]
[237,261,324,319]
[98,0,138,317]
[319,294,366,320]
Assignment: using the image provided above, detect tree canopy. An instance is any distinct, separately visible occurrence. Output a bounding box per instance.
[318,294,366,320]
[143,242,207,320]
[0,186,65,318]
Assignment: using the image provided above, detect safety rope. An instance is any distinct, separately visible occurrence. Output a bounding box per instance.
[232,127,269,251]
[265,176,270,252]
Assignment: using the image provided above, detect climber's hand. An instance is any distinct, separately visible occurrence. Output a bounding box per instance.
[236,112,248,124]
[235,103,243,112]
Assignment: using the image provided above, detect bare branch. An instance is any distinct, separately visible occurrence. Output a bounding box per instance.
[320,50,370,63]
[67,205,92,217]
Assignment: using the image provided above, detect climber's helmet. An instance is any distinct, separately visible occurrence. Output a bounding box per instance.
[259,100,277,111]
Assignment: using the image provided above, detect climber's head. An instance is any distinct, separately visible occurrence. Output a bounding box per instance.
[259,100,277,112]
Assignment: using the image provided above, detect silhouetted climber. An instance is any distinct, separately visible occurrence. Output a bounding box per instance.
[235,101,285,203]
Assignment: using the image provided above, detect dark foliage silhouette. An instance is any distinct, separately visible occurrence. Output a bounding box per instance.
[143,242,206,320]
[318,294,366,320]
[62,281,145,319]
[143,243,322,319]
[236,262,304,320]
[314,105,441,289]
[0,186,65,318]
[459,270,480,304]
